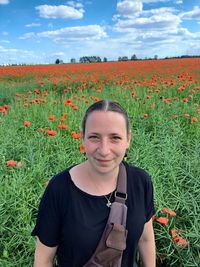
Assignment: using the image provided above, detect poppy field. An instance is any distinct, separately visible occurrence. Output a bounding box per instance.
[0,58,200,266]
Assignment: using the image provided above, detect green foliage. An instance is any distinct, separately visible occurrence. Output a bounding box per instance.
[0,62,200,266]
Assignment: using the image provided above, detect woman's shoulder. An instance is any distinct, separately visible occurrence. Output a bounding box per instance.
[47,166,73,192]
[123,161,152,184]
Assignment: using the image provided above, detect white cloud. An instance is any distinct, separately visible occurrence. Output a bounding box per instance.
[67,1,84,9]
[37,25,107,42]
[35,5,84,19]
[114,13,181,32]
[180,6,200,20]
[25,23,41,28]
[19,32,36,40]
[142,7,177,15]
[117,0,143,16]
[0,39,10,43]
[0,0,9,4]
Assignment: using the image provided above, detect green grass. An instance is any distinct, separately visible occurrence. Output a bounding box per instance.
[0,67,200,266]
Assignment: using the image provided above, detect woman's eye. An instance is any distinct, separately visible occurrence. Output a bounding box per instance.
[111,136,121,141]
[89,136,99,140]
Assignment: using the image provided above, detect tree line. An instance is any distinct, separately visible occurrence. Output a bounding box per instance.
[55,54,200,64]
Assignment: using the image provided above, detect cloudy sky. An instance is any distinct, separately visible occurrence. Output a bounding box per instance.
[0,0,200,64]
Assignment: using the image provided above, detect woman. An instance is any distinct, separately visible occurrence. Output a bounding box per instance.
[32,100,156,267]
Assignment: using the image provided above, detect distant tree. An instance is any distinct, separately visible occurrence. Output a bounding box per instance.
[79,56,102,63]
[118,56,128,61]
[55,58,60,64]
[103,57,107,62]
[131,54,137,60]
[154,55,158,60]
[70,58,76,63]
[122,56,128,61]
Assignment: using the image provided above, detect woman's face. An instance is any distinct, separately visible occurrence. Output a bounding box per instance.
[83,111,131,175]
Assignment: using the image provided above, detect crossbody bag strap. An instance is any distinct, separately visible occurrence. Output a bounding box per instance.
[114,162,127,204]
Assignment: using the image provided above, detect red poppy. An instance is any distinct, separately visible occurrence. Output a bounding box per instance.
[170,229,189,247]
[156,217,169,225]
[182,98,188,103]
[6,160,17,167]
[80,143,85,154]
[48,115,55,121]
[46,129,57,136]
[71,131,81,139]
[191,117,198,123]
[64,99,72,106]
[143,113,149,118]
[162,208,176,217]
[58,124,68,130]
[184,114,190,118]
[24,121,30,127]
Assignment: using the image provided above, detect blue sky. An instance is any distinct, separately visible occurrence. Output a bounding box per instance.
[0,0,200,64]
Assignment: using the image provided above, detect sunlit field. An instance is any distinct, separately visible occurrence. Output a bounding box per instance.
[0,58,200,267]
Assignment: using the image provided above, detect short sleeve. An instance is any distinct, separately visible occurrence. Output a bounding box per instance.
[31,179,62,247]
[145,175,155,222]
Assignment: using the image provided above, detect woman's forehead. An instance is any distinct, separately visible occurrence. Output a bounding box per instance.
[85,111,127,131]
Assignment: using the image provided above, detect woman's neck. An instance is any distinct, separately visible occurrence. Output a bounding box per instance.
[83,161,119,192]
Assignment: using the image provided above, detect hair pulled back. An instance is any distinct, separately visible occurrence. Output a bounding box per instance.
[82,100,130,137]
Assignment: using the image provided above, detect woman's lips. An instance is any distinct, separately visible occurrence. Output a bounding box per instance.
[96,159,112,164]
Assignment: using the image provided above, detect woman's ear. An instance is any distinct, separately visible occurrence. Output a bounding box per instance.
[127,132,131,147]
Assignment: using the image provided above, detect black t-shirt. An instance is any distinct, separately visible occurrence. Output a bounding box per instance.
[31,162,155,267]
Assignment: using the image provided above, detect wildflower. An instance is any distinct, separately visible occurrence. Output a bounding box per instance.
[80,143,85,154]
[43,91,48,96]
[182,98,188,103]
[143,113,149,118]
[184,114,190,118]
[170,229,189,247]
[48,115,55,121]
[46,129,57,136]
[156,217,169,225]
[4,105,10,110]
[24,121,30,127]
[58,124,68,130]
[191,117,198,123]
[6,160,17,167]
[162,208,176,217]
[64,99,72,106]
[39,128,44,133]
[71,131,81,139]
[60,117,66,122]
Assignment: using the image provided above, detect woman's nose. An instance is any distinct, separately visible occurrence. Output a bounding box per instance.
[97,139,110,156]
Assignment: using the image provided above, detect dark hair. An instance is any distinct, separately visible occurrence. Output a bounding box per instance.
[82,100,130,137]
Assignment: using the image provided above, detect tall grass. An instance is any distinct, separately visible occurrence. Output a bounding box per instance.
[0,60,200,266]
